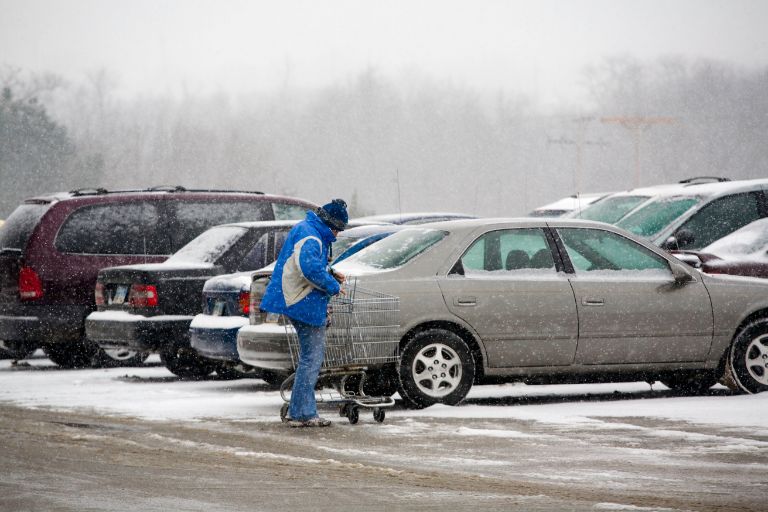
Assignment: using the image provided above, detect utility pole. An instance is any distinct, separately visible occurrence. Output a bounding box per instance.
[547,116,608,193]
[601,117,675,187]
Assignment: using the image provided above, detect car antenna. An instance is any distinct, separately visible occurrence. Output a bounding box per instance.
[395,168,403,222]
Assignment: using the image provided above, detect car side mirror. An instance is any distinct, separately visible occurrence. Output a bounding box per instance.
[670,262,694,285]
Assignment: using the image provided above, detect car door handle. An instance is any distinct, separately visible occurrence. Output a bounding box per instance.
[454,296,477,307]
[582,297,605,306]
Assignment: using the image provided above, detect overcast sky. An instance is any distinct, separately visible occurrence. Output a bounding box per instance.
[2,0,768,108]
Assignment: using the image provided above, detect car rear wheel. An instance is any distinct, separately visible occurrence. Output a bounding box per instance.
[160,340,215,379]
[95,347,150,368]
[0,340,37,360]
[398,329,474,409]
[727,320,768,394]
[43,338,99,368]
[660,371,718,394]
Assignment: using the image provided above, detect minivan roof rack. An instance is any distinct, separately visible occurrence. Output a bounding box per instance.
[69,187,109,196]
[678,176,730,185]
[66,187,266,197]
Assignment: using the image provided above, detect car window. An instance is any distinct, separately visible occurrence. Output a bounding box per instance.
[704,218,768,257]
[616,196,700,237]
[273,202,309,220]
[674,192,763,250]
[0,203,51,250]
[558,228,670,276]
[238,229,290,271]
[571,195,649,223]
[461,228,555,275]
[167,226,247,264]
[340,228,447,270]
[55,202,171,255]
[169,201,272,251]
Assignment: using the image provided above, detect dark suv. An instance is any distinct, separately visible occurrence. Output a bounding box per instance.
[0,187,315,367]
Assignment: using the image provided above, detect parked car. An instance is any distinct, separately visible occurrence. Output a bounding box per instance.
[85,220,299,378]
[238,218,768,408]
[528,192,609,217]
[672,218,768,278]
[352,212,476,225]
[188,224,408,379]
[0,187,315,368]
[571,178,768,251]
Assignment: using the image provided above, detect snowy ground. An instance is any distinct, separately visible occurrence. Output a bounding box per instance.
[1,352,766,511]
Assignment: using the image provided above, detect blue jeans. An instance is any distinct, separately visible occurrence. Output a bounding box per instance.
[288,318,326,421]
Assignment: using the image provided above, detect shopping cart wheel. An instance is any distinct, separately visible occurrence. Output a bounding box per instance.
[346,405,360,424]
[280,403,289,423]
[373,408,385,423]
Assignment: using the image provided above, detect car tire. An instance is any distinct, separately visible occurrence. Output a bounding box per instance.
[160,340,215,379]
[726,320,768,394]
[398,329,475,409]
[94,347,150,368]
[43,338,99,369]
[660,371,718,394]
[216,364,247,380]
[0,340,37,360]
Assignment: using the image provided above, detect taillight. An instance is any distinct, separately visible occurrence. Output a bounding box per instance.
[95,282,105,306]
[239,291,250,315]
[18,266,44,301]
[129,284,158,307]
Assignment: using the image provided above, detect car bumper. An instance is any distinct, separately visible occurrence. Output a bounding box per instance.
[236,323,293,372]
[85,311,193,351]
[0,303,87,344]
[189,314,249,362]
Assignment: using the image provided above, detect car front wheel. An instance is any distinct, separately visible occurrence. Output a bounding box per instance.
[398,329,474,409]
[160,340,215,379]
[727,321,768,394]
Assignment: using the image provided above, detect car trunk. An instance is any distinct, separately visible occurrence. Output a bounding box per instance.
[97,263,225,316]
[0,249,24,304]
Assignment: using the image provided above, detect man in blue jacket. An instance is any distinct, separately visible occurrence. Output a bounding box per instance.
[260,199,348,427]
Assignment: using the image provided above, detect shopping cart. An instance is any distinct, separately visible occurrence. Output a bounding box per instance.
[279,279,400,424]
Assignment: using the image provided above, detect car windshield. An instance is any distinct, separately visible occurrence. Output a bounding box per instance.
[570,195,649,223]
[167,226,247,264]
[616,196,701,237]
[331,236,361,259]
[340,228,447,270]
[704,218,768,258]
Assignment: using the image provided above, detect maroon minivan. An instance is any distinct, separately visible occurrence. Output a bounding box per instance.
[0,187,315,367]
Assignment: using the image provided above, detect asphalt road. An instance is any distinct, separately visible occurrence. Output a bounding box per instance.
[1,398,766,512]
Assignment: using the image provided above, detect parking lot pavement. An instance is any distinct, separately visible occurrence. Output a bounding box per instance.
[0,354,766,511]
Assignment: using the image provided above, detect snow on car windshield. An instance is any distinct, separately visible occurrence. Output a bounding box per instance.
[570,195,648,223]
[339,228,447,270]
[167,226,246,264]
[616,196,700,237]
[705,218,768,259]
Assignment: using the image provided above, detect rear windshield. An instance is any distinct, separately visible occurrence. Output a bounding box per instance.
[0,203,51,250]
[341,228,447,270]
[273,202,309,220]
[616,196,700,237]
[167,226,248,264]
[571,195,649,223]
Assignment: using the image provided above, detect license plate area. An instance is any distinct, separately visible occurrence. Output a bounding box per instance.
[111,285,129,305]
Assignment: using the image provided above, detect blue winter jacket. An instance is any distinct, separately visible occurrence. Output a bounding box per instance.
[259,210,341,326]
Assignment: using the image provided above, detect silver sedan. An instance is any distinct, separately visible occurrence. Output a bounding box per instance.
[238,218,768,408]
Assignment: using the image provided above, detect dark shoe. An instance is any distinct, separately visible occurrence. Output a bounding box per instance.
[287,417,332,428]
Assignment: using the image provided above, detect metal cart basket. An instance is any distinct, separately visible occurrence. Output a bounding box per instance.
[279,280,400,424]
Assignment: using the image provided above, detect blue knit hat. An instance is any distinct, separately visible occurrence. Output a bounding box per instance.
[316,198,348,231]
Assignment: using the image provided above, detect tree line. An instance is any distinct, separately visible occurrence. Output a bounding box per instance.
[1,57,767,218]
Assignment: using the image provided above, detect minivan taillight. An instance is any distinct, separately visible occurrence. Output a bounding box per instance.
[129,284,158,307]
[18,266,43,301]
[239,291,250,315]
[94,282,105,306]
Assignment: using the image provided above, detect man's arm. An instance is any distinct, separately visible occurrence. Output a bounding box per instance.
[298,238,341,296]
